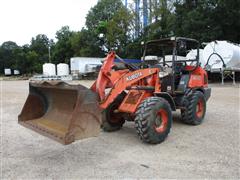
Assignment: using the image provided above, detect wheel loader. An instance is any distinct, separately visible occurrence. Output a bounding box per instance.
[19,37,211,144]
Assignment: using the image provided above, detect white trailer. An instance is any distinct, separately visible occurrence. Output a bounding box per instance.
[70,57,103,79]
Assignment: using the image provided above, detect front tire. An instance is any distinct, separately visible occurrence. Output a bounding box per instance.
[102,93,126,132]
[134,97,172,144]
[181,91,206,125]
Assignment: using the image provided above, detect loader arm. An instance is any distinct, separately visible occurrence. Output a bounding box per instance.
[91,52,129,101]
[99,68,161,110]
[91,51,161,110]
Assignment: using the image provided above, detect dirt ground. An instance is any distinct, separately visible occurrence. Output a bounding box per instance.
[0,80,239,179]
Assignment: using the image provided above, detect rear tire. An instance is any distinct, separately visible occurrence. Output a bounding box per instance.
[102,93,126,132]
[181,91,206,125]
[134,97,172,144]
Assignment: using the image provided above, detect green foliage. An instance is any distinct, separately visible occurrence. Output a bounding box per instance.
[105,7,134,55]
[0,0,239,75]
[85,0,134,56]
[28,34,51,73]
[30,34,49,58]
[70,29,104,57]
[25,51,40,73]
[86,0,123,31]
[174,0,240,43]
[52,26,74,64]
[0,41,18,69]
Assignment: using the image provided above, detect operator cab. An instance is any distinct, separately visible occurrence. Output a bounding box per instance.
[142,37,200,94]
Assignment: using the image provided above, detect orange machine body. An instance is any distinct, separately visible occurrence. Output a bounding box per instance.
[185,65,208,88]
[91,52,208,114]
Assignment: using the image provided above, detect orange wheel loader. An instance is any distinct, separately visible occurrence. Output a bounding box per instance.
[19,37,211,144]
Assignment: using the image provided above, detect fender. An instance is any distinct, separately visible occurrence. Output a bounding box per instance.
[154,92,176,111]
[192,87,211,102]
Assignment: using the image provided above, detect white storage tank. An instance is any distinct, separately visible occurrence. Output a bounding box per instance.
[203,41,240,70]
[43,63,56,76]
[4,68,11,76]
[14,70,20,75]
[57,63,69,76]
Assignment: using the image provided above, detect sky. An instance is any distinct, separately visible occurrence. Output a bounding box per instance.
[0,0,98,46]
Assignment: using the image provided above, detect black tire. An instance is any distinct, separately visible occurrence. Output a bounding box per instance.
[181,91,206,125]
[102,93,126,132]
[134,97,172,144]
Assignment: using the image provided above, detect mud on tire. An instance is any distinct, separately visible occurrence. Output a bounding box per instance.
[181,91,206,125]
[134,97,172,144]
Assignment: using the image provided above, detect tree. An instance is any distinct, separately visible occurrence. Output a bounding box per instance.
[105,7,134,55]
[86,0,123,31]
[85,0,134,56]
[1,0,239,75]
[25,50,41,73]
[0,41,19,73]
[70,29,104,57]
[0,34,54,74]
[30,34,52,63]
[211,0,240,42]
[144,0,175,39]
[23,34,53,73]
[173,0,240,43]
[52,26,74,64]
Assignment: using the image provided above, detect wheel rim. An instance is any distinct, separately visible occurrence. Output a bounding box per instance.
[196,98,204,118]
[155,109,168,133]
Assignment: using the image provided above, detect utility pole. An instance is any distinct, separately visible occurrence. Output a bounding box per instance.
[155,0,159,21]
[143,0,148,28]
[149,0,152,24]
[135,0,140,38]
[48,46,51,63]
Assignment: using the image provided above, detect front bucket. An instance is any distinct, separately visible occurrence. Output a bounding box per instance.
[18,81,101,145]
